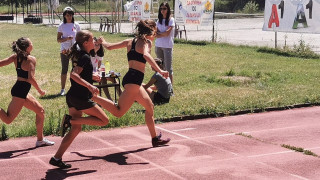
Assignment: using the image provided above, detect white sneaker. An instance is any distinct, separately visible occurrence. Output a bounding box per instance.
[60,89,65,96]
[36,138,55,147]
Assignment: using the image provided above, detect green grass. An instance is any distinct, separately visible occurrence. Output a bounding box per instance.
[281,144,318,157]
[1,23,320,138]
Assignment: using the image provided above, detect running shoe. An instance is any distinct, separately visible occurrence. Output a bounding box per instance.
[61,114,72,137]
[60,89,65,96]
[152,132,171,147]
[36,138,55,147]
[49,157,72,169]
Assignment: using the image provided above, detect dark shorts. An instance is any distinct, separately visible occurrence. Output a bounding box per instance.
[153,92,170,105]
[66,93,96,110]
[11,81,31,99]
[122,68,144,87]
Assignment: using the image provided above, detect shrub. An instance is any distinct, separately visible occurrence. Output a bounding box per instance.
[242,1,259,14]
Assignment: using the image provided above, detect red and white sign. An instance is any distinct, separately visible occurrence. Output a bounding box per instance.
[263,0,320,33]
[174,0,215,26]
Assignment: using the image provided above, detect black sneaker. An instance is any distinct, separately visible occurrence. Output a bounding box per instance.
[49,157,72,169]
[61,114,72,137]
[152,132,171,147]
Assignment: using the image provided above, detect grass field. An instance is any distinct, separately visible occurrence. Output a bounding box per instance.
[0,23,320,139]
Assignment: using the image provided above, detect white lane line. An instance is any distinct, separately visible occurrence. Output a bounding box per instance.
[304,147,320,150]
[247,150,294,158]
[156,126,191,139]
[255,161,309,180]
[88,134,185,180]
[217,133,236,137]
[156,126,239,156]
[172,128,196,132]
[14,143,52,169]
[241,125,315,135]
[289,174,310,180]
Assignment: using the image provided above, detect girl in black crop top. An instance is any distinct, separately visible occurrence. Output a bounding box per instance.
[93,19,171,147]
[0,37,54,147]
[127,38,147,64]
[50,30,111,169]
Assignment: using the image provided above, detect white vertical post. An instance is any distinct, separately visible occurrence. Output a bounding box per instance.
[275,31,278,48]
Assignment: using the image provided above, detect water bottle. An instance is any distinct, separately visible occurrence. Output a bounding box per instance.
[105,60,110,74]
[100,63,105,77]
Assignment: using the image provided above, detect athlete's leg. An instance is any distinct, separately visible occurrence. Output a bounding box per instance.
[135,86,156,138]
[24,93,45,141]
[92,84,139,117]
[70,105,109,126]
[0,97,25,124]
[54,108,82,159]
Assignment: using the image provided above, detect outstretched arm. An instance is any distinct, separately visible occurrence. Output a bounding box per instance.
[0,54,15,67]
[27,56,45,96]
[143,42,169,79]
[99,37,130,50]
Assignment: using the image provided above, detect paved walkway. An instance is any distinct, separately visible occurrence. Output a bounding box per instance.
[1,106,320,179]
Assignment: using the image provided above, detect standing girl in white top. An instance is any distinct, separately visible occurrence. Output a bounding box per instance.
[155,2,175,86]
[57,7,81,96]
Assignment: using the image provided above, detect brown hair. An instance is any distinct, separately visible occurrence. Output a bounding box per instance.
[135,19,156,42]
[158,2,171,26]
[12,37,30,62]
[69,30,92,61]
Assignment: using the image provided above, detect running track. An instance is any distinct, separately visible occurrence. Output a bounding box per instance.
[1,106,320,179]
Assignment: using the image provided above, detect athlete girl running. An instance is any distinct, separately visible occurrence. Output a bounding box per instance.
[0,37,54,147]
[93,19,171,147]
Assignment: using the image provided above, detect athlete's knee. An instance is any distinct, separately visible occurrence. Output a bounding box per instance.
[71,125,82,133]
[145,103,154,115]
[36,106,45,118]
[3,118,14,125]
[113,112,123,118]
[100,117,109,126]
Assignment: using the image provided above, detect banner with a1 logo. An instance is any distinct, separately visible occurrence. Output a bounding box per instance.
[174,0,215,26]
[128,0,151,22]
[263,0,320,33]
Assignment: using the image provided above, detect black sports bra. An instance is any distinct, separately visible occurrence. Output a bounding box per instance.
[127,38,146,64]
[16,60,28,79]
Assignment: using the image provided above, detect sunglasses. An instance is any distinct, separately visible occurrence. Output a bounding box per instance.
[160,8,167,10]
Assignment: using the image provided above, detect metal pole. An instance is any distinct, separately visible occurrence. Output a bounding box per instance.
[15,0,17,23]
[40,0,42,19]
[212,12,215,42]
[23,0,25,20]
[89,0,91,29]
[11,0,13,23]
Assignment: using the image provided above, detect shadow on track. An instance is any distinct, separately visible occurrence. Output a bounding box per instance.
[42,168,96,180]
[0,146,37,159]
[69,147,151,165]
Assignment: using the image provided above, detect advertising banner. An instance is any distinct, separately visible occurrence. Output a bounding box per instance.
[127,0,151,22]
[174,0,215,26]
